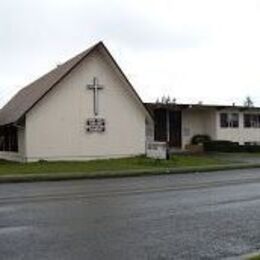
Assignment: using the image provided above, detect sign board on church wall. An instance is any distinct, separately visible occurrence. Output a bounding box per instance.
[86,118,106,133]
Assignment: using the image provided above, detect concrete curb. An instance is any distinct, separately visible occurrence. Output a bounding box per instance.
[1,163,260,184]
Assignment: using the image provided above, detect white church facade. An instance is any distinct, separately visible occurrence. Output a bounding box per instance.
[0,42,153,162]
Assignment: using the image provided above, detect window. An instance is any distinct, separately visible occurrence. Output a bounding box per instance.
[244,114,260,128]
[220,113,239,128]
[220,113,228,128]
[230,113,239,127]
[0,126,18,152]
[244,114,251,127]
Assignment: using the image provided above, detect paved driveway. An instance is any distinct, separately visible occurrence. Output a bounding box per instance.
[1,169,260,259]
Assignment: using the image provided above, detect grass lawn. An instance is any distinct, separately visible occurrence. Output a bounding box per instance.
[247,255,260,260]
[0,154,230,176]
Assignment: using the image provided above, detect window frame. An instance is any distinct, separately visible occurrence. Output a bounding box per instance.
[220,112,239,128]
[244,113,260,128]
[220,113,228,128]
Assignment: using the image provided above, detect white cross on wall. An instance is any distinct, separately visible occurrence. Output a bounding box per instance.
[87,77,104,116]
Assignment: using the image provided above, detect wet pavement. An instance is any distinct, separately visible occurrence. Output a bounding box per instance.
[1,169,260,259]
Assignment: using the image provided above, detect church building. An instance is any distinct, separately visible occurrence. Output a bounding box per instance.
[3,41,259,162]
[0,42,153,162]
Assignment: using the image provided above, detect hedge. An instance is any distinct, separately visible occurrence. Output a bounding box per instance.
[204,140,260,153]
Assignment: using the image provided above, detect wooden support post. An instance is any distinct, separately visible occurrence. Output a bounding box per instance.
[166,109,170,160]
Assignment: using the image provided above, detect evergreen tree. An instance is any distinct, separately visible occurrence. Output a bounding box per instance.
[244,96,254,107]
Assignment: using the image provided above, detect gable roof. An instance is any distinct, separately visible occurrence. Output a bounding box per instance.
[0,42,151,126]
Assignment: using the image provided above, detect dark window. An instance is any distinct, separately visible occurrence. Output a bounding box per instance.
[220,113,239,128]
[154,109,167,141]
[220,113,228,128]
[0,126,18,152]
[230,113,239,128]
[253,115,257,127]
[244,114,251,127]
[244,114,260,128]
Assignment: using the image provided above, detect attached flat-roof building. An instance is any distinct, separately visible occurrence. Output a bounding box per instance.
[146,103,260,150]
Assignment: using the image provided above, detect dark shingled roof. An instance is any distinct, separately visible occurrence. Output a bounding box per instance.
[0,42,99,126]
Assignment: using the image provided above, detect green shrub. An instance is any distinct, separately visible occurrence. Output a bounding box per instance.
[243,145,260,153]
[191,135,211,145]
[204,140,240,152]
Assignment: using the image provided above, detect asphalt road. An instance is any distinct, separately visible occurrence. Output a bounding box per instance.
[1,169,260,259]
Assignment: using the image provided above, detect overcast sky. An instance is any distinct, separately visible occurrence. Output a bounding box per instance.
[1,0,260,107]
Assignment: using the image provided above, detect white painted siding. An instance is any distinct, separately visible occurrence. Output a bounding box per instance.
[18,127,26,158]
[182,109,216,148]
[216,110,260,144]
[181,108,260,149]
[24,50,149,161]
